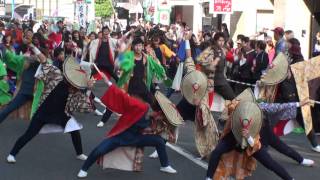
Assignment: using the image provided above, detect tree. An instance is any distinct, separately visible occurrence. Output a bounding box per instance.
[95,0,114,18]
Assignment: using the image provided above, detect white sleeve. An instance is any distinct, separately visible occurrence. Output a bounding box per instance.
[247,136,255,147]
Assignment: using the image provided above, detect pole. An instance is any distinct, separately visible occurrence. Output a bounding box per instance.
[11,0,15,18]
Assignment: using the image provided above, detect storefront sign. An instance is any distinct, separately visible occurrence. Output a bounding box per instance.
[210,0,232,14]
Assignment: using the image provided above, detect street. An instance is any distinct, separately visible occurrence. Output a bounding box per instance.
[0,83,319,180]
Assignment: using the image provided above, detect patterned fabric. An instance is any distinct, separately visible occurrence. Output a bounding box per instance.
[195,93,219,158]
[132,148,144,171]
[183,56,219,157]
[258,102,297,123]
[98,147,144,172]
[150,111,178,144]
[291,56,320,134]
[214,100,261,180]
[34,62,93,114]
[196,47,217,80]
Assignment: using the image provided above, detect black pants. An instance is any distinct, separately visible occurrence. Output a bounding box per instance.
[101,108,113,123]
[176,97,196,121]
[260,120,303,163]
[214,83,236,100]
[295,109,318,147]
[0,93,33,124]
[10,115,83,156]
[206,132,293,180]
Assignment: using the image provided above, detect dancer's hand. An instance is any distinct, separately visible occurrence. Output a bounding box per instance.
[87,79,96,89]
[100,73,111,86]
[299,98,314,107]
[241,129,250,138]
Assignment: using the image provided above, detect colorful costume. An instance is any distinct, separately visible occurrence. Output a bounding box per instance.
[208,101,294,180]
[80,84,175,174]
[0,50,38,122]
[99,50,166,124]
[8,58,93,160]
[178,56,219,158]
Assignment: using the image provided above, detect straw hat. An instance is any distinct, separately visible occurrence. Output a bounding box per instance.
[234,88,255,102]
[155,91,183,126]
[63,56,89,89]
[231,101,262,149]
[261,52,289,85]
[181,70,208,105]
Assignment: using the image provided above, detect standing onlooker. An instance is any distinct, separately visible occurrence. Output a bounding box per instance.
[252,40,269,83]
[225,39,234,78]
[221,23,230,41]
[284,30,294,40]
[313,31,320,57]
[266,37,275,64]
[212,32,235,100]
[272,27,286,57]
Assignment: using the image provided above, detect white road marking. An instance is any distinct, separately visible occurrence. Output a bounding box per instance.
[166,143,208,169]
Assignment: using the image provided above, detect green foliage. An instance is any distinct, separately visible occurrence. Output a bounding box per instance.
[95,0,113,18]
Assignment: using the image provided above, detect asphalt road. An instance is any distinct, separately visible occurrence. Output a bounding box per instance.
[0,83,319,180]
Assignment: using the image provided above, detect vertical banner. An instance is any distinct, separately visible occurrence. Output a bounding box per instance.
[76,1,88,28]
[158,10,170,25]
[143,0,156,22]
[209,0,232,14]
[155,0,171,25]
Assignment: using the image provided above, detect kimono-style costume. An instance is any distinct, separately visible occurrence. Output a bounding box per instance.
[82,84,171,172]
[9,61,93,157]
[208,102,297,180]
[0,50,38,122]
[176,56,219,158]
[99,51,166,124]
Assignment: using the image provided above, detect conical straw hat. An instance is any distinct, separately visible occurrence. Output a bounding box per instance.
[231,101,262,149]
[63,56,89,89]
[261,52,289,85]
[155,91,184,126]
[181,70,208,105]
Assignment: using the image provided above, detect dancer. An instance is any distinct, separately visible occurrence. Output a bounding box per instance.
[206,89,314,180]
[0,42,39,123]
[77,73,178,178]
[6,43,93,163]
[96,37,166,127]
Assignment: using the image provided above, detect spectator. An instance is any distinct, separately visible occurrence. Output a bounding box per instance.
[313,31,320,57]
[221,23,230,41]
[252,40,269,83]
[272,27,286,57]
[284,30,294,40]
[266,37,275,64]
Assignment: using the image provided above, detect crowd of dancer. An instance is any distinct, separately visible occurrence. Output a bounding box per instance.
[0,18,319,180]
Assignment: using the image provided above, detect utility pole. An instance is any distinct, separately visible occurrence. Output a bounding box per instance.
[11,0,15,18]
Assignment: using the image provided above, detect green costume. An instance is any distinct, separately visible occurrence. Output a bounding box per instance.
[117,51,166,90]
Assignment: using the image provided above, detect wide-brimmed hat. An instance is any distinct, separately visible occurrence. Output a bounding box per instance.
[231,101,262,149]
[155,91,183,126]
[181,70,208,105]
[261,52,289,85]
[63,56,89,89]
[234,88,255,102]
